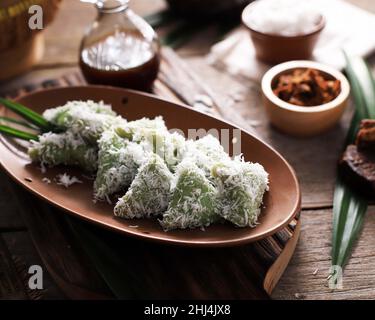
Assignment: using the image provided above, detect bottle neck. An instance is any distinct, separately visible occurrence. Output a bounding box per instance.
[96,0,129,13]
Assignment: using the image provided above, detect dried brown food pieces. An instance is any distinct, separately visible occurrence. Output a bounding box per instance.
[273,68,341,107]
[339,119,375,198]
[356,119,375,151]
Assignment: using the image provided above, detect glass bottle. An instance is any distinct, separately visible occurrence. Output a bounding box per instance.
[79,0,160,92]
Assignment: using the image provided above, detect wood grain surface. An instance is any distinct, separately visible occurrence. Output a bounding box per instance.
[0,0,375,300]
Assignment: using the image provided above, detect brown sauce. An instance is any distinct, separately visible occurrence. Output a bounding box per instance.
[79,31,160,92]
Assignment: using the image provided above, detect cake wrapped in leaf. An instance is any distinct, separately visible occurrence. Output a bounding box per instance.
[184,135,230,177]
[116,117,187,170]
[43,100,125,144]
[28,131,98,172]
[94,129,146,201]
[115,116,167,141]
[114,154,173,219]
[160,160,220,231]
[212,158,269,227]
[137,129,186,171]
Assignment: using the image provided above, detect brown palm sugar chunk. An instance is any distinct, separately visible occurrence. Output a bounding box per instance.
[356,119,375,151]
[273,68,341,107]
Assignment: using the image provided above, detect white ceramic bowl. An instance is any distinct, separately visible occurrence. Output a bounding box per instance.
[261,60,350,137]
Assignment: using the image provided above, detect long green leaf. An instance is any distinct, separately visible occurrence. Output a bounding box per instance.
[0,124,39,141]
[0,116,39,130]
[0,98,51,132]
[332,178,367,267]
[331,54,374,271]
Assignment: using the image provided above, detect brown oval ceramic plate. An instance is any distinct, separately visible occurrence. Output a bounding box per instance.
[0,86,301,247]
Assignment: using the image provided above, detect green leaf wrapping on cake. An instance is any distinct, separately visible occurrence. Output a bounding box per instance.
[160,160,220,230]
[43,100,124,144]
[117,116,185,171]
[115,116,167,141]
[212,158,269,227]
[94,129,145,201]
[184,135,231,178]
[136,130,186,172]
[28,131,98,172]
[114,154,173,219]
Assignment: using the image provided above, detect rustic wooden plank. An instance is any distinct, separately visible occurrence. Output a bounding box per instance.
[272,206,375,300]
[2,231,65,300]
[68,218,272,300]
[7,183,113,300]
[0,67,79,97]
[0,171,25,231]
[159,48,255,133]
[0,234,28,299]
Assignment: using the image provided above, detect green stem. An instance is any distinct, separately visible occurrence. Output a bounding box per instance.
[0,98,51,132]
[0,125,39,141]
[0,116,39,130]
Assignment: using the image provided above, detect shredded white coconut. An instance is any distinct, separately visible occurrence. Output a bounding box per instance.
[56,173,82,188]
[42,177,51,184]
[40,162,47,174]
[245,0,322,36]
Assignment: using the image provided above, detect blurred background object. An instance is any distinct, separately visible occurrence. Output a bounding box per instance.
[242,0,326,64]
[0,0,61,81]
[166,0,253,18]
[209,0,375,82]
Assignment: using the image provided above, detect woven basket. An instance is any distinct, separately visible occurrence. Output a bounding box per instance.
[0,0,61,80]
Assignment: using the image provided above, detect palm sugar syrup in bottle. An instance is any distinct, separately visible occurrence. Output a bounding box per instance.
[79,0,160,92]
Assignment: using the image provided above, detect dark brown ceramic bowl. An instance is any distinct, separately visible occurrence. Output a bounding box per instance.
[0,86,301,247]
[242,1,326,64]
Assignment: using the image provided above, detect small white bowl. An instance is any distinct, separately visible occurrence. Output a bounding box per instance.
[261,60,350,137]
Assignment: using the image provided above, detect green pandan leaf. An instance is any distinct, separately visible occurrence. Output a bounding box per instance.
[0,98,51,132]
[331,53,373,272]
[0,124,38,141]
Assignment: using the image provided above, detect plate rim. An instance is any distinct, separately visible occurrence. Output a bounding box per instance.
[0,85,301,247]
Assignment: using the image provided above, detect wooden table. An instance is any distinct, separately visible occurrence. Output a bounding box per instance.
[1,0,375,300]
